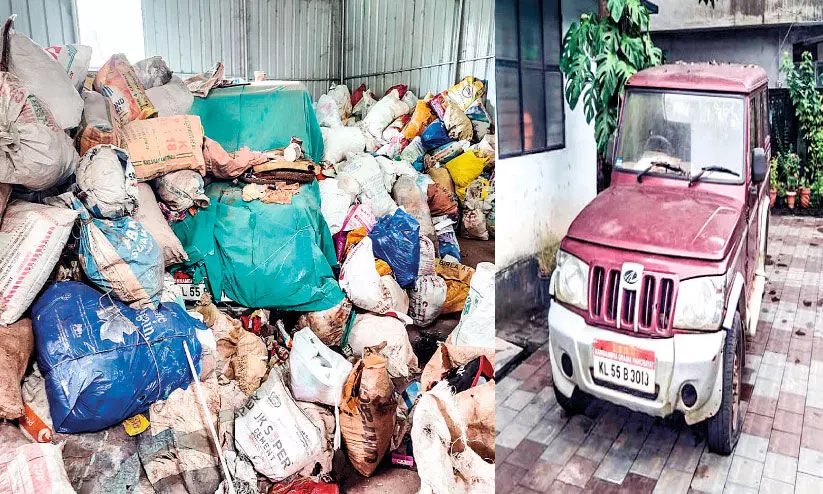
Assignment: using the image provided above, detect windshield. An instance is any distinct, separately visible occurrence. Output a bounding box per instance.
[615,90,746,183]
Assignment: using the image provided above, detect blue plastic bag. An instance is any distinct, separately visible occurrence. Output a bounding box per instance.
[438,230,462,262]
[420,119,452,151]
[412,155,425,172]
[368,208,421,288]
[31,281,203,433]
[70,195,164,309]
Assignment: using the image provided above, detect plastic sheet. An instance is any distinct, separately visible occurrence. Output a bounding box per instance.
[31,281,203,433]
[172,181,344,311]
[190,81,324,162]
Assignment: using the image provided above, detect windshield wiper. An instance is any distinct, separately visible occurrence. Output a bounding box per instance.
[637,161,687,183]
[688,166,740,186]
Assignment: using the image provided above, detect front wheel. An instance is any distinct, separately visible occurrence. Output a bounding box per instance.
[706,312,743,455]
[553,384,589,416]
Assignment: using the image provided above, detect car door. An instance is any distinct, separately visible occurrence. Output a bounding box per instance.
[745,91,761,283]
[745,88,768,284]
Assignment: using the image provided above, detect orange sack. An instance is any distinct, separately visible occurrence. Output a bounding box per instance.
[401,100,436,139]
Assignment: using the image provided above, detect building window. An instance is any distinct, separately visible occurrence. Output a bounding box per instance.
[77,0,145,68]
[495,0,564,158]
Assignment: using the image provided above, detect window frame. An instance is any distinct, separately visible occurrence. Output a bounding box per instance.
[615,88,747,186]
[497,0,565,159]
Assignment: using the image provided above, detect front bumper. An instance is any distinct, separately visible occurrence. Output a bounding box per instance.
[548,302,726,424]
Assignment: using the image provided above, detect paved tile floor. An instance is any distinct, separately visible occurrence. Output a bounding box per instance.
[496,216,823,494]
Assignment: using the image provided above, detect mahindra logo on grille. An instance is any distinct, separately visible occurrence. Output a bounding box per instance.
[623,270,639,284]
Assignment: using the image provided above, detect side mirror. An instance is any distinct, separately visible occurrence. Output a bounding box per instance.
[752,148,767,182]
[608,133,617,163]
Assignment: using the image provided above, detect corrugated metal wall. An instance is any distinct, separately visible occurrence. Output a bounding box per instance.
[141,0,340,97]
[142,0,246,78]
[139,0,493,101]
[0,0,77,47]
[246,0,341,99]
[342,0,494,99]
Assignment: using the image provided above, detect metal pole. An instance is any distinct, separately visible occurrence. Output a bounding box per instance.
[240,0,249,79]
[183,341,236,494]
[452,0,466,84]
[339,0,346,85]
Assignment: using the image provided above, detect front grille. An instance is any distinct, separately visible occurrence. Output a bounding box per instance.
[589,265,676,335]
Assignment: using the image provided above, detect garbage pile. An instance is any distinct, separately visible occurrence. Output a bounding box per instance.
[0,15,495,494]
[315,79,495,250]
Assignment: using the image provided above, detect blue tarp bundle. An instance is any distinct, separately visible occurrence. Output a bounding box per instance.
[31,281,203,433]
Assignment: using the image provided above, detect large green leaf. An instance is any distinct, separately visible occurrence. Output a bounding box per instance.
[594,21,619,54]
[620,35,645,68]
[607,0,627,22]
[625,0,648,31]
[642,34,663,66]
[595,52,620,98]
[560,0,663,158]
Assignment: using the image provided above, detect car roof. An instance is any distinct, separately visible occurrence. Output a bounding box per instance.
[626,62,768,94]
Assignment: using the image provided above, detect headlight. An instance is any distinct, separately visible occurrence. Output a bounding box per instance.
[554,250,589,310]
[673,276,725,330]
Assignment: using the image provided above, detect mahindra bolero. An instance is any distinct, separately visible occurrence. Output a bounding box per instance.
[548,63,770,454]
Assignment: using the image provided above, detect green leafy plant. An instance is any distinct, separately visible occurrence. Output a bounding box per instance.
[769,157,779,190]
[780,51,823,188]
[812,175,823,207]
[559,0,662,156]
[780,151,801,190]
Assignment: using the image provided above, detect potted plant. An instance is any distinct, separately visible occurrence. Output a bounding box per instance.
[799,175,812,208]
[769,158,779,208]
[783,152,800,209]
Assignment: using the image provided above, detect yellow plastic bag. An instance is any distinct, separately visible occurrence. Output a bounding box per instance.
[445,76,486,111]
[445,151,490,201]
[435,259,475,314]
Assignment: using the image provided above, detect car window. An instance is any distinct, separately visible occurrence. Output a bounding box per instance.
[749,96,757,151]
[616,90,746,183]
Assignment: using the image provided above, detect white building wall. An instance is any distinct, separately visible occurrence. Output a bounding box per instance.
[649,0,823,31]
[654,27,786,87]
[495,0,598,268]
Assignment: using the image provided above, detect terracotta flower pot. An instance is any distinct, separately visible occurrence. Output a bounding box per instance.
[769,189,777,208]
[800,187,811,208]
[787,191,797,209]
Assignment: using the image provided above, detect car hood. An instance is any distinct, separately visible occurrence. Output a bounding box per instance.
[567,185,742,261]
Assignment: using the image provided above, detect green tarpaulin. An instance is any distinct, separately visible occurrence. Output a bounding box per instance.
[171,181,343,312]
[190,81,324,162]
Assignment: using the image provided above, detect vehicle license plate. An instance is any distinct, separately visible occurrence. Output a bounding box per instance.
[592,340,655,394]
[166,272,209,302]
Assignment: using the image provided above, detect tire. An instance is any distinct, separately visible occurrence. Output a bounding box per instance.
[553,384,589,416]
[707,312,744,455]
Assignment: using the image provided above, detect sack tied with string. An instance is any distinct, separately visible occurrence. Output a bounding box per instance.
[30,281,203,434]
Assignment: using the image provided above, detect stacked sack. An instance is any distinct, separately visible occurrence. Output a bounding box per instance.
[314,77,495,334]
[0,17,497,490]
[0,19,221,492]
[305,78,498,484]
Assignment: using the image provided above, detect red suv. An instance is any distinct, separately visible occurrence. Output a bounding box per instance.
[548,63,770,454]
